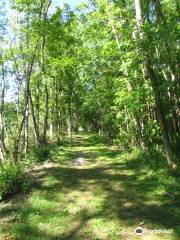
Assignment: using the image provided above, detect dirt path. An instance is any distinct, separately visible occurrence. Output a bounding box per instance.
[73,152,87,166]
[0,135,179,240]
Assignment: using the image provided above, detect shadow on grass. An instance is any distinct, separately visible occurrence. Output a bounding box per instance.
[1,134,180,239]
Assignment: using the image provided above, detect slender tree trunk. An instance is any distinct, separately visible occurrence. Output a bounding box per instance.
[105,2,120,49]
[29,90,39,145]
[24,67,30,154]
[13,41,39,161]
[68,106,72,140]
[0,60,6,163]
[146,59,174,163]
[13,110,26,162]
[43,84,49,143]
[55,78,61,141]
[0,109,4,163]
[42,0,51,144]
[36,77,40,135]
[49,123,53,140]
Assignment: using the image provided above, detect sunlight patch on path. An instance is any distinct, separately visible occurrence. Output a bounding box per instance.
[74,157,86,165]
[73,152,87,166]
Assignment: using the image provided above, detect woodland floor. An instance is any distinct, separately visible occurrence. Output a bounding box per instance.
[0,134,180,240]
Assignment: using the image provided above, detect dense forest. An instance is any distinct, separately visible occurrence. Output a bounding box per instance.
[0,0,180,239]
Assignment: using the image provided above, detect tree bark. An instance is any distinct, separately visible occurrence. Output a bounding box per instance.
[42,0,52,144]
[13,41,39,161]
[24,67,30,154]
[29,90,39,145]
[134,0,175,164]
[0,59,6,163]
[43,84,49,144]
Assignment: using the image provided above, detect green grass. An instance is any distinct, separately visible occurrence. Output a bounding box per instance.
[0,134,180,240]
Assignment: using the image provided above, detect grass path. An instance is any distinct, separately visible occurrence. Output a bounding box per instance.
[0,134,179,240]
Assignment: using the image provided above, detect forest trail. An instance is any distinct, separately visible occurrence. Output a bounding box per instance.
[0,134,179,240]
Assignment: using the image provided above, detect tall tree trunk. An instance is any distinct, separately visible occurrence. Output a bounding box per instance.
[0,116,4,163]
[0,60,6,163]
[55,78,61,141]
[134,0,175,164]
[68,100,72,140]
[153,0,180,133]
[29,90,39,145]
[42,0,51,144]
[24,67,30,154]
[13,41,39,161]
[105,2,120,49]
[0,101,4,163]
[35,77,40,136]
[43,84,49,143]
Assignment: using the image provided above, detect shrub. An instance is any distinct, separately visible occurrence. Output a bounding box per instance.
[35,145,51,162]
[57,139,69,146]
[25,145,51,164]
[0,161,32,200]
